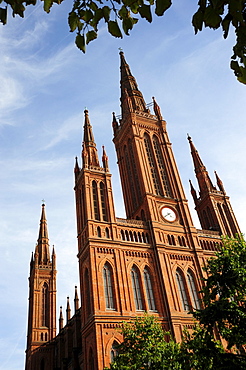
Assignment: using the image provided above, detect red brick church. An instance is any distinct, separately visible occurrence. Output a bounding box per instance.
[25,52,241,370]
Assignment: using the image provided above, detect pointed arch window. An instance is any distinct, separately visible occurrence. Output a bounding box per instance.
[187,270,200,310]
[176,269,189,311]
[92,181,100,220]
[131,266,143,310]
[103,263,115,309]
[42,283,49,327]
[144,267,156,311]
[144,133,163,196]
[153,135,172,197]
[110,340,119,363]
[100,182,108,221]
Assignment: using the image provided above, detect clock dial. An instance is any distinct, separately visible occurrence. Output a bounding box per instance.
[161,207,177,222]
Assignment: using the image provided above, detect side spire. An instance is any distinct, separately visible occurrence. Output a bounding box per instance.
[74,286,79,312]
[120,51,147,117]
[82,109,99,167]
[102,145,109,171]
[188,135,215,195]
[215,170,226,194]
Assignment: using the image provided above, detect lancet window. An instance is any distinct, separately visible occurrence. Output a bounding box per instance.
[42,283,49,327]
[92,181,100,220]
[131,266,143,310]
[153,135,172,197]
[176,269,189,311]
[187,270,200,310]
[103,263,115,309]
[144,133,163,196]
[100,182,108,221]
[144,267,156,311]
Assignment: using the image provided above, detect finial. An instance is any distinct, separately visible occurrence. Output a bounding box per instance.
[42,199,45,205]
[187,133,191,141]
[119,47,123,53]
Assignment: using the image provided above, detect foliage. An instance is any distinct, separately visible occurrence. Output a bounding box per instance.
[104,314,182,370]
[194,235,246,350]
[0,0,246,83]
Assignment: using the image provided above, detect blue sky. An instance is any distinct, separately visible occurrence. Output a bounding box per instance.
[0,1,246,369]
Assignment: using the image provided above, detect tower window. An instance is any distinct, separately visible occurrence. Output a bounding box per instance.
[42,283,49,327]
[103,263,115,309]
[92,181,100,220]
[187,270,200,310]
[100,182,108,221]
[131,266,144,310]
[144,267,156,311]
[153,135,172,197]
[144,133,163,196]
[97,226,101,237]
[176,269,189,311]
[105,227,110,238]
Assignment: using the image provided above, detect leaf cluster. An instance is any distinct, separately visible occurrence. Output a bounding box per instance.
[194,235,246,349]
[192,1,246,83]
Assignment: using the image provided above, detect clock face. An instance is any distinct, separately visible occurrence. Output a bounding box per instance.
[161,207,177,222]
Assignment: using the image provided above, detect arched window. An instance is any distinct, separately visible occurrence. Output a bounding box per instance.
[121,230,125,241]
[129,231,134,241]
[100,182,108,221]
[42,283,49,327]
[138,232,142,243]
[144,133,163,196]
[103,263,115,309]
[105,227,110,239]
[176,269,189,311]
[97,226,101,237]
[152,135,172,197]
[85,269,91,316]
[187,270,200,309]
[125,230,129,241]
[144,267,156,311]
[89,348,94,370]
[110,341,119,363]
[133,231,138,242]
[92,181,100,220]
[131,266,143,310]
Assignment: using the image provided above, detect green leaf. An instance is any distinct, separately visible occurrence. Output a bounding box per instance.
[118,5,128,19]
[90,8,103,29]
[89,1,98,11]
[75,33,86,53]
[86,30,97,44]
[43,0,53,13]
[0,6,7,25]
[122,16,138,35]
[204,5,222,29]
[68,11,79,32]
[84,9,93,22]
[192,9,204,33]
[222,14,231,39]
[139,4,152,23]
[155,0,171,17]
[108,20,122,38]
[102,6,110,22]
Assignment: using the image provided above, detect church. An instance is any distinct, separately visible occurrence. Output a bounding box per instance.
[25,52,241,370]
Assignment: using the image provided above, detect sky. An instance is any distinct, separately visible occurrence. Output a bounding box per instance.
[0,1,246,369]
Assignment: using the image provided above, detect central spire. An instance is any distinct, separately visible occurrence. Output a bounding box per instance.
[82,109,99,168]
[36,203,50,265]
[120,51,147,117]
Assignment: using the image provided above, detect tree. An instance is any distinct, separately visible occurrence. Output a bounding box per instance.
[104,314,182,370]
[181,235,246,369]
[0,1,246,84]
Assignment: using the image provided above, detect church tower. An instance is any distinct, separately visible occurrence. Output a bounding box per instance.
[25,204,56,370]
[188,135,241,237]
